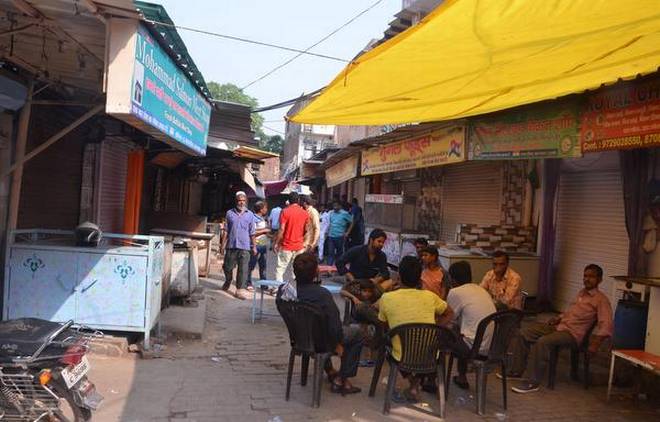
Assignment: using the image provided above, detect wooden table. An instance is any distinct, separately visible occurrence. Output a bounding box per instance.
[607,349,660,400]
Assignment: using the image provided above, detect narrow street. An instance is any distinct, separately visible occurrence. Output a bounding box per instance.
[86,260,659,422]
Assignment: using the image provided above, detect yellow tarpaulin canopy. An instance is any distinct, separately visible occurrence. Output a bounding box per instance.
[292,0,660,125]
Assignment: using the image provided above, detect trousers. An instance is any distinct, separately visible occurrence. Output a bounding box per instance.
[223,248,250,290]
[509,322,576,383]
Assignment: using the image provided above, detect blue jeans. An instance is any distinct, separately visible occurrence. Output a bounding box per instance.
[248,245,268,283]
[328,236,345,265]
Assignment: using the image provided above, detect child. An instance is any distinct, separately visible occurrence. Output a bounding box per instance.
[340,279,382,366]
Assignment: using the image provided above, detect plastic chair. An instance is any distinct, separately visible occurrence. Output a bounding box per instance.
[276,299,334,408]
[343,298,354,326]
[547,321,597,390]
[368,323,455,417]
[446,309,523,416]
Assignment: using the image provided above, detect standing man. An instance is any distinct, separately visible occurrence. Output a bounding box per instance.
[348,198,365,248]
[221,191,256,300]
[318,204,331,263]
[480,251,523,310]
[510,264,613,393]
[269,200,285,239]
[247,201,270,288]
[302,196,320,253]
[273,192,310,282]
[327,200,354,265]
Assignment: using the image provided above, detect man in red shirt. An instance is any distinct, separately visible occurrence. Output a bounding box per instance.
[273,192,311,281]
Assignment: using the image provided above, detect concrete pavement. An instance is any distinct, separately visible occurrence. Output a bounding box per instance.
[87,254,659,421]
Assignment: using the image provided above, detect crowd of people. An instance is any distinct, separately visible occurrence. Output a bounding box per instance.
[220,190,613,402]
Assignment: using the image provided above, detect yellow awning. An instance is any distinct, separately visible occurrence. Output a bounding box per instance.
[292,0,660,125]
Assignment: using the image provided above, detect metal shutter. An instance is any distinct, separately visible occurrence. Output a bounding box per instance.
[440,162,503,242]
[97,139,132,233]
[553,154,628,311]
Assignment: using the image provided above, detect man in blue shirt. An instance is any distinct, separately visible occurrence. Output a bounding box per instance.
[328,200,354,265]
[221,191,256,300]
[348,197,365,248]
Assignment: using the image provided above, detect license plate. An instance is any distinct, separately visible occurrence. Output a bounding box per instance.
[61,355,90,389]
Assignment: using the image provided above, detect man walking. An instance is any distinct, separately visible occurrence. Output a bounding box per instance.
[348,198,365,248]
[273,192,310,281]
[247,201,270,288]
[302,196,320,252]
[327,200,353,265]
[318,204,330,262]
[221,191,256,300]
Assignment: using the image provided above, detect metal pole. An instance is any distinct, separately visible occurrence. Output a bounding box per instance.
[7,79,33,231]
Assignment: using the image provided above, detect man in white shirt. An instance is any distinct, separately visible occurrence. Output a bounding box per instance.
[318,204,331,262]
[447,260,497,390]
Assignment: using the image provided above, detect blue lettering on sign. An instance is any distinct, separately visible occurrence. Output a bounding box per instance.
[130,24,211,156]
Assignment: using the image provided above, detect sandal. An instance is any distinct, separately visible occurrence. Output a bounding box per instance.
[330,382,361,396]
[392,389,419,404]
[453,375,470,390]
[358,359,376,367]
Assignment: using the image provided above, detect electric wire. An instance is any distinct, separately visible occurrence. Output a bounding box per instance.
[240,0,384,90]
[141,18,351,63]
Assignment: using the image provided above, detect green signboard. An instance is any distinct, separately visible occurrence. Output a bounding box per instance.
[469,101,581,160]
[131,24,211,155]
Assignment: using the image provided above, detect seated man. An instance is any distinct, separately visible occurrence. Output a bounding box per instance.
[420,246,451,299]
[336,228,393,293]
[378,256,454,402]
[510,264,613,394]
[414,237,429,259]
[446,261,497,389]
[291,252,364,395]
[480,251,523,310]
[340,279,382,367]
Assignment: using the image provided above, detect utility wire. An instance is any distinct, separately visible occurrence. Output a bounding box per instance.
[240,0,384,90]
[252,88,324,113]
[141,18,351,63]
[262,124,286,136]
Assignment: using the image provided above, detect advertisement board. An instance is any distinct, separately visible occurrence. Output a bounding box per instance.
[360,126,465,176]
[106,19,211,156]
[580,76,660,152]
[325,155,358,188]
[470,101,581,159]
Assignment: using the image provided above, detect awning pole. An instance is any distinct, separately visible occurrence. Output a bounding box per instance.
[1,103,104,180]
[7,79,33,231]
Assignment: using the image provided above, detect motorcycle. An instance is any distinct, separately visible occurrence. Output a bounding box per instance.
[0,318,103,421]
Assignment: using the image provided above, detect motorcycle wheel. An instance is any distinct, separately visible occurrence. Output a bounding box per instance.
[49,381,92,422]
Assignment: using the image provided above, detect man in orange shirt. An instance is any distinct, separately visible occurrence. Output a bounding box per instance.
[273,192,310,282]
[480,251,523,310]
[509,264,613,393]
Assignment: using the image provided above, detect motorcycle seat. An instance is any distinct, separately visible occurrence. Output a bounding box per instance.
[0,318,69,361]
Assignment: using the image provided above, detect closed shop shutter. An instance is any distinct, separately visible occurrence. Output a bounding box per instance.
[440,162,503,242]
[97,139,132,233]
[553,153,628,311]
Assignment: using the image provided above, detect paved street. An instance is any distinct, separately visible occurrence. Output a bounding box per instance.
[87,257,660,422]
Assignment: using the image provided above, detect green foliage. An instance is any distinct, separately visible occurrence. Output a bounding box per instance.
[207,82,264,135]
[261,134,284,154]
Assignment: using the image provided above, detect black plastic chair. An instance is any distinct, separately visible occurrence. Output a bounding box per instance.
[446,309,523,416]
[276,299,334,408]
[547,321,597,390]
[368,323,455,417]
[343,298,354,326]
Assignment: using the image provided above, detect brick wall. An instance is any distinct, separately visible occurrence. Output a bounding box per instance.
[501,160,528,225]
[416,166,443,238]
[458,224,536,252]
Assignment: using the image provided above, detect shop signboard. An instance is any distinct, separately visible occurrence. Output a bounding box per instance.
[106,19,211,156]
[580,76,660,152]
[325,155,358,188]
[470,101,581,159]
[361,126,465,176]
[364,194,403,204]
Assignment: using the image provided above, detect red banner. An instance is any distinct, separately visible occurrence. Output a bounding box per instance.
[580,76,660,152]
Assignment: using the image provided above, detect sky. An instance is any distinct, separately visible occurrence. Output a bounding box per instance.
[155,0,402,137]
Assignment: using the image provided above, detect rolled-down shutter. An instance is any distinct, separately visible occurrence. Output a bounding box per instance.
[440,162,503,242]
[553,155,628,311]
[97,139,132,233]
